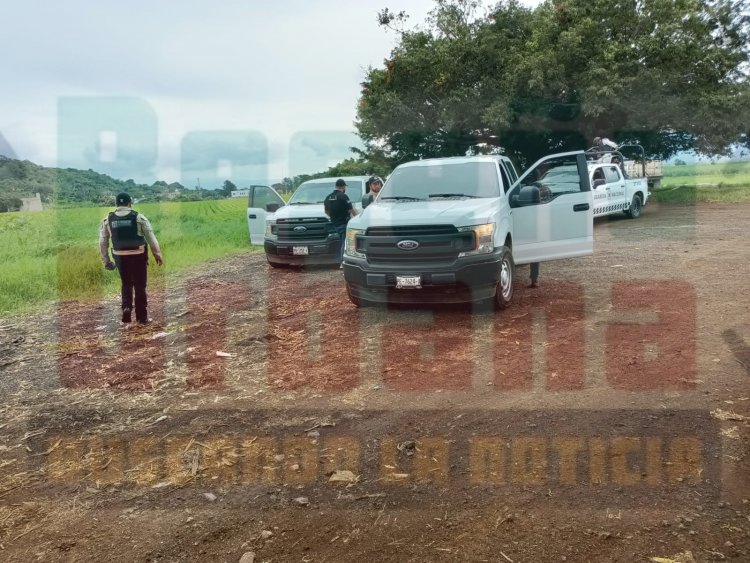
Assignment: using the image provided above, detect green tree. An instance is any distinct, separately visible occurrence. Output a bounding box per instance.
[221,180,237,197]
[0,195,23,212]
[358,0,750,166]
[322,156,391,178]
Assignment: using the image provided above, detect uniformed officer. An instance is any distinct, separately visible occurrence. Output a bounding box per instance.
[324,179,358,267]
[362,175,384,209]
[99,192,164,324]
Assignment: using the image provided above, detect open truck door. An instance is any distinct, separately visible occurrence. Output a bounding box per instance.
[247,185,286,245]
[508,151,593,264]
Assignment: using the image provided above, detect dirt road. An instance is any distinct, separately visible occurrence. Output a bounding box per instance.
[1,202,749,562]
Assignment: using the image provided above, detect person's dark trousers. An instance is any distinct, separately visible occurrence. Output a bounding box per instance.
[335,224,347,263]
[530,262,540,284]
[115,251,149,322]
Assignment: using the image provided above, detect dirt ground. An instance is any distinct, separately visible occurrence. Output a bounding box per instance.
[1,201,749,562]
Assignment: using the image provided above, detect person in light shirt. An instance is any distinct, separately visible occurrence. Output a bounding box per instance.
[362,175,384,209]
[99,192,164,324]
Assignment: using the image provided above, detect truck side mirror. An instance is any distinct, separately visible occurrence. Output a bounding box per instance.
[593,179,605,189]
[266,202,281,212]
[510,185,541,207]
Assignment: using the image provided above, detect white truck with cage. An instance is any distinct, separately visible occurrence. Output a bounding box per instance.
[584,145,650,218]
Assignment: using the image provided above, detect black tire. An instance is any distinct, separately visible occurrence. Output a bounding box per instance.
[494,246,515,310]
[346,283,363,308]
[625,194,642,219]
[268,260,286,269]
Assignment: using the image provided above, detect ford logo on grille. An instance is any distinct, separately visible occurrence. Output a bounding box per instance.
[293,226,307,232]
[396,239,419,250]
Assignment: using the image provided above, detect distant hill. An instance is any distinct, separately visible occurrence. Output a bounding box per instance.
[0,153,390,212]
[0,156,209,211]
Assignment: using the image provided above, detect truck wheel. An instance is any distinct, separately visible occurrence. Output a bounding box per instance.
[268,260,286,269]
[494,246,515,310]
[346,283,363,308]
[625,194,642,219]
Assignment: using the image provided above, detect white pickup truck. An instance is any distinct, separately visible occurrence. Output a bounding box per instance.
[588,160,649,219]
[342,152,594,308]
[247,177,368,267]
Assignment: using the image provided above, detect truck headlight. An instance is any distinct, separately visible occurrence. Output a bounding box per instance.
[265,220,277,239]
[458,223,495,257]
[345,228,365,258]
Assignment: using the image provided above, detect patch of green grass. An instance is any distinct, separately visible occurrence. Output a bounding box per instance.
[0,198,259,315]
[661,173,750,188]
[650,184,750,204]
[655,161,750,203]
[663,161,750,178]
[663,161,750,189]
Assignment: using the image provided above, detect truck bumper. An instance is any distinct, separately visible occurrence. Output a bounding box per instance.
[343,251,503,305]
[265,238,340,266]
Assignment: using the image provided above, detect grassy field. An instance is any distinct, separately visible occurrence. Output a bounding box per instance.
[0,198,258,315]
[652,160,750,203]
[662,160,750,180]
[1,163,749,315]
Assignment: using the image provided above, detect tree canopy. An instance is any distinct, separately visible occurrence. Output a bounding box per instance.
[358,0,750,167]
[222,180,238,196]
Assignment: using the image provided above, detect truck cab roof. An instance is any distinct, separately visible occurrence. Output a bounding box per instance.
[396,155,512,168]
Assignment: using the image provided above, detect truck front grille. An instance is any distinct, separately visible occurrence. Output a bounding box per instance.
[362,224,473,265]
[276,217,331,241]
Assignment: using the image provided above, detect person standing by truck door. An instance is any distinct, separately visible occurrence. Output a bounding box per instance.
[99,192,164,324]
[362,175,384,209]
[529,263,540,288]
[324,179,358,268]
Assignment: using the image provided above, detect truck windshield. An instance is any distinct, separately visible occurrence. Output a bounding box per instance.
[382,162,500,200]
[288,181,363,204]
[540,165,580,183]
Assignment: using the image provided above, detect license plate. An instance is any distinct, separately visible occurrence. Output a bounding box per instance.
[292,246,309,256]
[396,275,421,289]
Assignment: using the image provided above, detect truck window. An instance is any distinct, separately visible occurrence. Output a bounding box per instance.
[497,162,511,193]
[502,160,518,183]
[382,161,501,199]
[250,186,284,210]
[510,155,584,206]
[289,181,363,204]
[604,166,621,183]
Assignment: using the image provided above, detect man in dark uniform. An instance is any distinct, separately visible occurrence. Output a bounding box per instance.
[324,179,358,267]
[99,192,164,324]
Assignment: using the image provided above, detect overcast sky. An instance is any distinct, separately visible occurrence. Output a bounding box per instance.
[1,0,539,187]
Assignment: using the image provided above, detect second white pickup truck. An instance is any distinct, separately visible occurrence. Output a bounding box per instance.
[247,177,368,267]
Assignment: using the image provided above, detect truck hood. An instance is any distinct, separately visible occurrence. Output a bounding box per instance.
[271,203,328,221]
[270,201,363,221]
[350,198,494,229]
